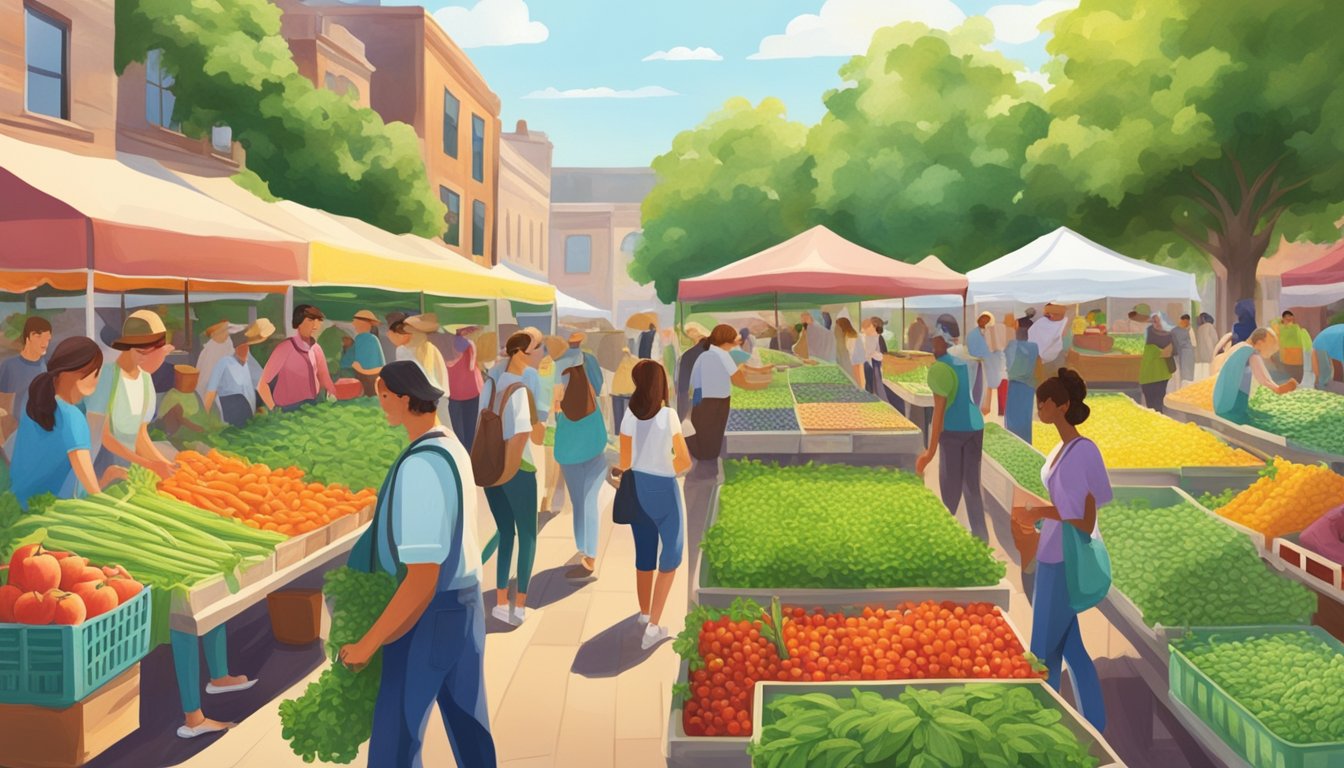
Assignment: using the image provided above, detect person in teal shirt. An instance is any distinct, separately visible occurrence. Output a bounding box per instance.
[345,310,386,397]
[916,330,988,541]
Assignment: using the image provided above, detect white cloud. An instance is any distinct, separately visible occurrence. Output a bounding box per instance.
[643,46,723,62]
[431,0,548,49]
[523,86,679,100]
[985,0,1078,45]
[1015,69,1053,89]
[748,0,965,60]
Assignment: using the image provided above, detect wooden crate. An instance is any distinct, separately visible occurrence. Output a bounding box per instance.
[0,664,140,768]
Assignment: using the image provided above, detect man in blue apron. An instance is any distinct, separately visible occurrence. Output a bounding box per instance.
[338,361,496,768]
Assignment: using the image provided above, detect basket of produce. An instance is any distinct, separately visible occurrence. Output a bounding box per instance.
[668,596,1041,763]
[882,351,934,376]
[697,462,1009,609]
[1072,333,1115,354]
[1169,627,1344,768]
[0,544,151,707]
[750,680,1122,768]
[333,378,363,401]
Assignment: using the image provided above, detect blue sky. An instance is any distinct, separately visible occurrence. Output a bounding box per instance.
[381,0,1069,167]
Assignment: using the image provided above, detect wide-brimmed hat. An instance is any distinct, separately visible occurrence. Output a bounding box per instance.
[173,364,199,376]
[352,309,380,324]
[404,313,440,333]
[684,322,710,340]
[568,332,586,344]
[205,319,241,338]
[238,318,276,345]
[113,310,168,350]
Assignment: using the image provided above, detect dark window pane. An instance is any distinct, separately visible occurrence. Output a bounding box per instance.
[440,187,461,246]
[145,81,161,125]
[443,89,460,158]
[26,71,63,119]
[471,200,486,257]
[25,8,64,75]
[471,115,485,182]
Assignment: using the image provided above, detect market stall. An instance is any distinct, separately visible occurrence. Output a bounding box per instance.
[1280,240,1344,308]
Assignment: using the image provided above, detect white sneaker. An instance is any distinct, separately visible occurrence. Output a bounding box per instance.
[205,678,257,695]
[637,613,651,626]
[491,605,516,625]
[177,721,233,739]
[641,624,670,650]
[511,606,528,625]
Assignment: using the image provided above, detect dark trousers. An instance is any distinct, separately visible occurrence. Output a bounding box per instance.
[939,430,988,542]
[484,469,538,594]
[611,395,630,437]
[1141,381,1167,414]
[218,394,253,428]
[448,397,479,452]
[369,587,496,768]
[356,372,379,397]
[688,397,731,461]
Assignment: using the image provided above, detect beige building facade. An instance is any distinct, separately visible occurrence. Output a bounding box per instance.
[549,168,661,324]
[276,1,501,266]
[498,120,551,279]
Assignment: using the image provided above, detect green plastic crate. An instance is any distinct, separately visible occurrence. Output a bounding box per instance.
[0,586,152,707]
[1169,626,1344,768]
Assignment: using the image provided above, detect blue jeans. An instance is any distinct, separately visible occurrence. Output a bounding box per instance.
[171,627,229,714]
[630,472,684,572]
[1031,562,1106,732]
[484,469,538,593]
[1005,380,1034,444]
[369,587,495,768]
[561,454,606,559]
[448,397,479,451]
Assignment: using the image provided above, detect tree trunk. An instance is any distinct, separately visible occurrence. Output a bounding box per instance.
[1210,225,1272,332]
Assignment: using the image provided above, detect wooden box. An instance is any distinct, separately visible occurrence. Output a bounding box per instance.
[0,664,140,768]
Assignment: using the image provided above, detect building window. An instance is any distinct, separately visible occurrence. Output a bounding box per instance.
[565,235,592,274]
[471,200,486,258]
[24,6,68,119]
[443,89,460,158]
[440,187,461,246]
[620,231,643,257]
[471,114,485,182]
[515,217,522,263]
[323,72,359,102]
[211,125,232,153]
[145,49,180,131]
[504,212,512,255]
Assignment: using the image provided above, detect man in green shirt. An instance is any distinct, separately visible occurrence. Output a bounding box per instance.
[1276,311,1312,383]
[158,364,212,442]
[915,331,988,542]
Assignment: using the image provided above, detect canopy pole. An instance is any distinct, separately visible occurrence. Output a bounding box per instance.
[420,291,426,315]
[901,299,906,353]
[773,292,779,341]
[283,287,294,338]
[184,281,192,354]
[120,291,126,326]
[84,271,95,339]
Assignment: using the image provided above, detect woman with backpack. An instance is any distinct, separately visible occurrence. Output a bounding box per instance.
[617,360,692,650]
[478,332,545,626]
[553,342,609,579]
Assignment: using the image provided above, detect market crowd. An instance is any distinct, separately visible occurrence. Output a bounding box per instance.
[5,298,1344,765]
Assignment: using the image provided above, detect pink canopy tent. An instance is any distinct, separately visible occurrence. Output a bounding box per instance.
[677,226,967,303]
[1281,241,1344,307]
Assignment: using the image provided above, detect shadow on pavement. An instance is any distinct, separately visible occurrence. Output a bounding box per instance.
[569,615,664,678]
[85,602,326,768]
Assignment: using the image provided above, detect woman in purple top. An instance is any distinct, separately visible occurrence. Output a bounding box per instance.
[1019,368,1109,732]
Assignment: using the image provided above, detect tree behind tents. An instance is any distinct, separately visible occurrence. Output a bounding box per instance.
[1022,0,1344,325]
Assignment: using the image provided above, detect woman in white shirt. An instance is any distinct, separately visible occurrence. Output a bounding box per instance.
[836,317,863,385]
[619,359,692,649]
[687,324,750,463]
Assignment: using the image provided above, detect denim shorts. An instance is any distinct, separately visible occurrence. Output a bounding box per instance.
[630,471,684,572]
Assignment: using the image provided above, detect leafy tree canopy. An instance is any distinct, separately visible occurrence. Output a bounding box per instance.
[115,0,445,238]
[810,19,1053,271]
[632,97,815,304]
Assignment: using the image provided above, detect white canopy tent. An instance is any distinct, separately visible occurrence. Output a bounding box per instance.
[491,263,612,323]
[967,227,1200,305]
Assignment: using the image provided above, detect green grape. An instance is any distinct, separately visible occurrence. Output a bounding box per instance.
[983,423,1048,497]
[1248,387,1344,455]
[702,461,1005,589]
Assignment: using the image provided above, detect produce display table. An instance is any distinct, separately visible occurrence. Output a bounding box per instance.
[1063,348,1143,392]
[169,508,371,636]
[1166,398,1344,474]
[882,380,934,446]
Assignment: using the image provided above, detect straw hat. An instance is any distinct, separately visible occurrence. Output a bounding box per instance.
[353,309,380,324]
[625,312,658,331]
[684,322,710,340]
[112,310,168,350]
[404,313,440,333]
[568,331,587,344]
[239,318,276,345]
[204,319,240,339]
[173,364,198,375]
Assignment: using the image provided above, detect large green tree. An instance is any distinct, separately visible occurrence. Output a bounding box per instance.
[1024,0,1344,321]
[809,20,1054,270]
[631,97,815,303]
[115,0,444,238]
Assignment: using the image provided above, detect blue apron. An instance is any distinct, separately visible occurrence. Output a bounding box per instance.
[1213,346,1255,424]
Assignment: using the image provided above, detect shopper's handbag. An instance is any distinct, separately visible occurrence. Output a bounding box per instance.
[1061,523,1111,613]
[471,378,536,487]
[611,468,639,525]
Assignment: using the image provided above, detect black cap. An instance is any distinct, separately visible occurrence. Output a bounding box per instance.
[379,360,444,403]
[385,311,410,333]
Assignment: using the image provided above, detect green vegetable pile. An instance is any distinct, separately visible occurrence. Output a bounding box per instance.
[758,349,803,367]
[1249,387,1344,455]
[786,365,852,385]
[790,383,881,404]
[1196,487,1241,510]
[983,424,1048,497]
[749,685,1099,768]
[1108,334,1146,355]
[205,400,405,491]
[732,377,796,410]
[1175,630,1344,745]
[280,567,398,764]
[883,365,932,395]
[1100,499,1316,628]
[704,461,1004,589]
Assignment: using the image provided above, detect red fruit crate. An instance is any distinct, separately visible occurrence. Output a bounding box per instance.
[1274,536,1343,593]
[0,587,152,707]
